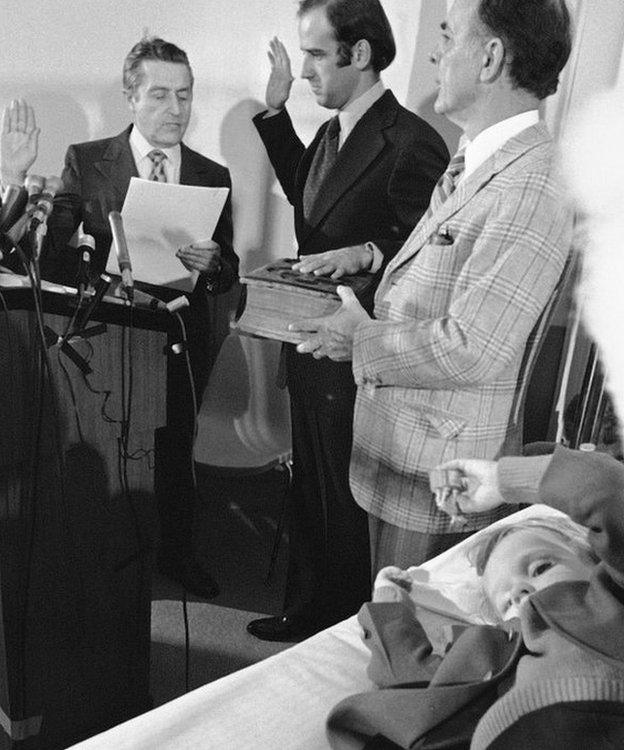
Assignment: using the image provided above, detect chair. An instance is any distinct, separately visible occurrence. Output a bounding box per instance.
[194,333,292,579]
[510,252,577,439]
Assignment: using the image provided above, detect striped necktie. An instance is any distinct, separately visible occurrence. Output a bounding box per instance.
[148,149,167,182]
[303,116,341,220]
[424,147,466,218]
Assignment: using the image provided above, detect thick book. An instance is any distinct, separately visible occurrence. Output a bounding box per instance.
[231,258,375,344]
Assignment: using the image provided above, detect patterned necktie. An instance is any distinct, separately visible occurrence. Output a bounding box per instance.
[424,147,466,219]
[148,149,167,182]
[303,116,341,220]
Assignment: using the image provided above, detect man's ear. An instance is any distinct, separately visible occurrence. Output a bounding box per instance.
[124,88,136,113]
[480,37,505,83]
[352,38,372,70]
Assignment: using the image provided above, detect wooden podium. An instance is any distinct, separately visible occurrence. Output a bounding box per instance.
[0,276,171,749]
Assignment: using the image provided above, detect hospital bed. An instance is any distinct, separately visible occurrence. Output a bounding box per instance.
[69,505,566,750]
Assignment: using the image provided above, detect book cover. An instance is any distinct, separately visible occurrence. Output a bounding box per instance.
[232,258,375,344]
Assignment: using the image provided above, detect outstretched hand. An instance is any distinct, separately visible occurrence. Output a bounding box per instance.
[430,459,505,518]
[0,99,40,185]
[290,286,370,361]
[292,244,374,279]
[265,37,294,114]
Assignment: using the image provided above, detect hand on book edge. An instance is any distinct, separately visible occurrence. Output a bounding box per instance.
[291,286,370,361]
[291,244,374,279]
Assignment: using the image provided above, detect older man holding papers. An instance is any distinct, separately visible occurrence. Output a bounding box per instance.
[41,37,239,599]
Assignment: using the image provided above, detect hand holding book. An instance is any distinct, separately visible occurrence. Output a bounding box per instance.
[231,258,375,345]
[292,285,370,361]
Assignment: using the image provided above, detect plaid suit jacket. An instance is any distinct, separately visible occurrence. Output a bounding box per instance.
[350,122,574,533]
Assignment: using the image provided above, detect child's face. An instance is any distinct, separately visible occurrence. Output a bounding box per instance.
[482,528,594,621]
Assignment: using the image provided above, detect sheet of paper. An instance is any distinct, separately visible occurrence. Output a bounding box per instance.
[105,177,229,292]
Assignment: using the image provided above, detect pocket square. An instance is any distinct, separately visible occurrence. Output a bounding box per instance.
[429,224,455,246]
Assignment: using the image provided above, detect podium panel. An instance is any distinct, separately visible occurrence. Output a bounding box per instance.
[0,281,168,749]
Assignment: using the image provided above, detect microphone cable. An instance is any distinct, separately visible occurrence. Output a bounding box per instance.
[116,298,150,626]
[170,308,197,694]
[10,241,72,725]
[171,310,199,486]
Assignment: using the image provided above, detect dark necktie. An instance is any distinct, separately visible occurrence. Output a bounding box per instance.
[303,116,341,220]
[148,149,167,182]
[424,147,466,219]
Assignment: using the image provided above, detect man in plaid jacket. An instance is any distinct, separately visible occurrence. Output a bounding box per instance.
[294,0,575,572]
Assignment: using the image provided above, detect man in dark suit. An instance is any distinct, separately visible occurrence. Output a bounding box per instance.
[42,37,239,599]
[247,0,449,641]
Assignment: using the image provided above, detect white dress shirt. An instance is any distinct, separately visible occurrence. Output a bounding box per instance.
[461,110,540,182]
[129,125,182,184]
[337,79,385,150]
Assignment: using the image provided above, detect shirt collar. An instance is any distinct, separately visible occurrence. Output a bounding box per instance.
[128,124,182,169]
[337,79,385,147]
[463,110,539,180]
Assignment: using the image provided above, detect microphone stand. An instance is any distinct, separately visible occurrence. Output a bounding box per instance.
[47,274,112,375]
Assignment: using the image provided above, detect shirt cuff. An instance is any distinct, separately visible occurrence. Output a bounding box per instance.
[367,242,383,274]
[497,454,552,504]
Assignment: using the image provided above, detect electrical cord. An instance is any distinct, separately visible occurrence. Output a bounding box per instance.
[56,347,85,443]
[183,589,190,694]
[115,299,150,627]
[12,243,70,723]
[171,309,199,694]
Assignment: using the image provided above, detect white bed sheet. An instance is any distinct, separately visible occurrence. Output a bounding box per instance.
[69,505,569,750]
[69,615,371,750]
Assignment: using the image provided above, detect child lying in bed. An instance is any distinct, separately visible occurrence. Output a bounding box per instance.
[326,446,624,750]
[470,514,598,623]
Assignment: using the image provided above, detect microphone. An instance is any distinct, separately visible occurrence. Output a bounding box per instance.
[0,184,28,233]
[0,175,46,255]
[131,287,168,312]
[0,185,26,261]
[108,210,133,301]
[76,232,95,296]
[29,175,62,231]
[25,174,46,200]
[74,273,112,332]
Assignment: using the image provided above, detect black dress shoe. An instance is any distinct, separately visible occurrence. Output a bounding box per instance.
[246,612,327,642]
[157,555,219,600]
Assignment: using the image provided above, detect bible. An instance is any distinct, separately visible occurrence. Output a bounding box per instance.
[231,258,376,344]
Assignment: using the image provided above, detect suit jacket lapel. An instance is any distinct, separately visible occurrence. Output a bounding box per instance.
[94,125,138,208]
[180,142,211,186]
[302,90,399,238]
[383,121,552,278]
[92,129,211,212]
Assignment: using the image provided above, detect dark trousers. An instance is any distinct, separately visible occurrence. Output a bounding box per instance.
[284,369,371,626]
[156,295,224,563]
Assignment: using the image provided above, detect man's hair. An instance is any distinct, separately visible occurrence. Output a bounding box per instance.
[123,36,194,93]
[298,0,396,72]
[469,516,598,578]
[476,0,572,100]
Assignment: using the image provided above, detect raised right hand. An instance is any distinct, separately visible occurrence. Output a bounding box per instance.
[0,99,40,185]
[265,37,294,113]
